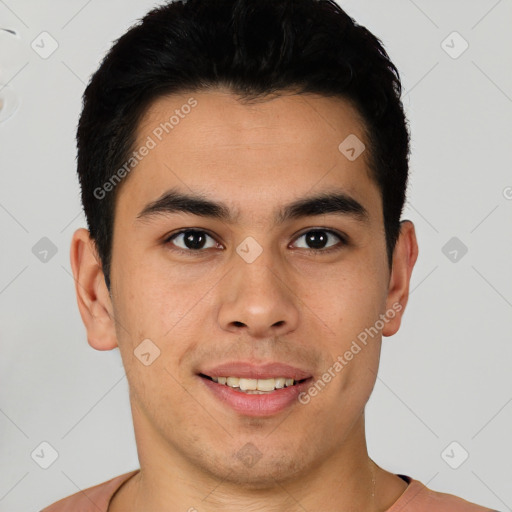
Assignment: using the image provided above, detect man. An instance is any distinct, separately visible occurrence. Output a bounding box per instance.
[41,0,497,510]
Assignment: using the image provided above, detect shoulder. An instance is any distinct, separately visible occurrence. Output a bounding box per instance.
[39,470,140,512]
[388,475,498,512]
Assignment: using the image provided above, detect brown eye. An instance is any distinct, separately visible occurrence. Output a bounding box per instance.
[165,229,220,252]
[291,229,347,253]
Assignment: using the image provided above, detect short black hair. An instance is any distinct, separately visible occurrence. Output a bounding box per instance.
[77,0,410,290]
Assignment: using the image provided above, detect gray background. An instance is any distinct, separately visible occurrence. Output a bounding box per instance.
[1,0,511,510]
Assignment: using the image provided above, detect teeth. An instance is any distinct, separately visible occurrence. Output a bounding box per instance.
[255,378,276,392]
[210,376,296,391]
[239,378,257,391]
[275,377,286,389]
[226,377,240,388]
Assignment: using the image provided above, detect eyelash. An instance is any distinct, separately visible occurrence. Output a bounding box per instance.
[163,228,348,256]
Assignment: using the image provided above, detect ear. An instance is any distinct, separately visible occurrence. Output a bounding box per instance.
[382,220,419,337]
[69,228,118,350]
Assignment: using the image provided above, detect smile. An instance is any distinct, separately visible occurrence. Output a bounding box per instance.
[200,374,308,393]
[198,371,313,416]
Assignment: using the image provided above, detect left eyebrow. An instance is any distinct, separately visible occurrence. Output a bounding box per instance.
[136,186,370,226]
[276,191,369,225]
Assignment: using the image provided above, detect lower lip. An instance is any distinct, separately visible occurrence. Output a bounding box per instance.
[200,376,312,417]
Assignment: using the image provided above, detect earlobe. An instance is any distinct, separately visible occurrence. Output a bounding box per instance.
[69,228,119,350]
[382,220,419,337]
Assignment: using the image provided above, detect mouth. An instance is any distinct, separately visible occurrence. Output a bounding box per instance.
[199,373,310,394]
[197,363,314,416]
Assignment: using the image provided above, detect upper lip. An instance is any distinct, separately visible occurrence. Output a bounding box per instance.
[199,361,312,381]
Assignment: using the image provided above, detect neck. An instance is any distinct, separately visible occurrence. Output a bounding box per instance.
[109,411,404,512]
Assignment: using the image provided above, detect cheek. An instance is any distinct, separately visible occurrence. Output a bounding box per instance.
[301,264,384,332]
[114,253,189,332]
[297,265,385,391]
[130,361,203,444]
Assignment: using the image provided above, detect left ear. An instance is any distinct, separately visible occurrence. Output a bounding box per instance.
[382,220,419,337]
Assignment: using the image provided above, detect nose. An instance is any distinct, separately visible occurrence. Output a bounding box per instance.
[217,249,300,339]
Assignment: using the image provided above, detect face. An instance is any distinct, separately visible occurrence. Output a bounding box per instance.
[76,89,416,488]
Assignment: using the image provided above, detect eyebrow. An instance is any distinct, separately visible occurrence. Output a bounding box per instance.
[136,186,370,226]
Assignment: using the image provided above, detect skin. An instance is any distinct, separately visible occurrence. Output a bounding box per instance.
[70,89,418,511]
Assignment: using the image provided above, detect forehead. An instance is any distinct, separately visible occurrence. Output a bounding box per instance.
[118,89,381,225]
[138,89,368,158]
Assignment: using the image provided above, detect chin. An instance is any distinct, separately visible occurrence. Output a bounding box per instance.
[214,465,302,490]
[198,447,311,490]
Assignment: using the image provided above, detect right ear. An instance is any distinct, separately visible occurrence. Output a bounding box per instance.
[69,228,118,350]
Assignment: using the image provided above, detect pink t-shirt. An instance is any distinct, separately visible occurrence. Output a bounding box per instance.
[39,470,498,512]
